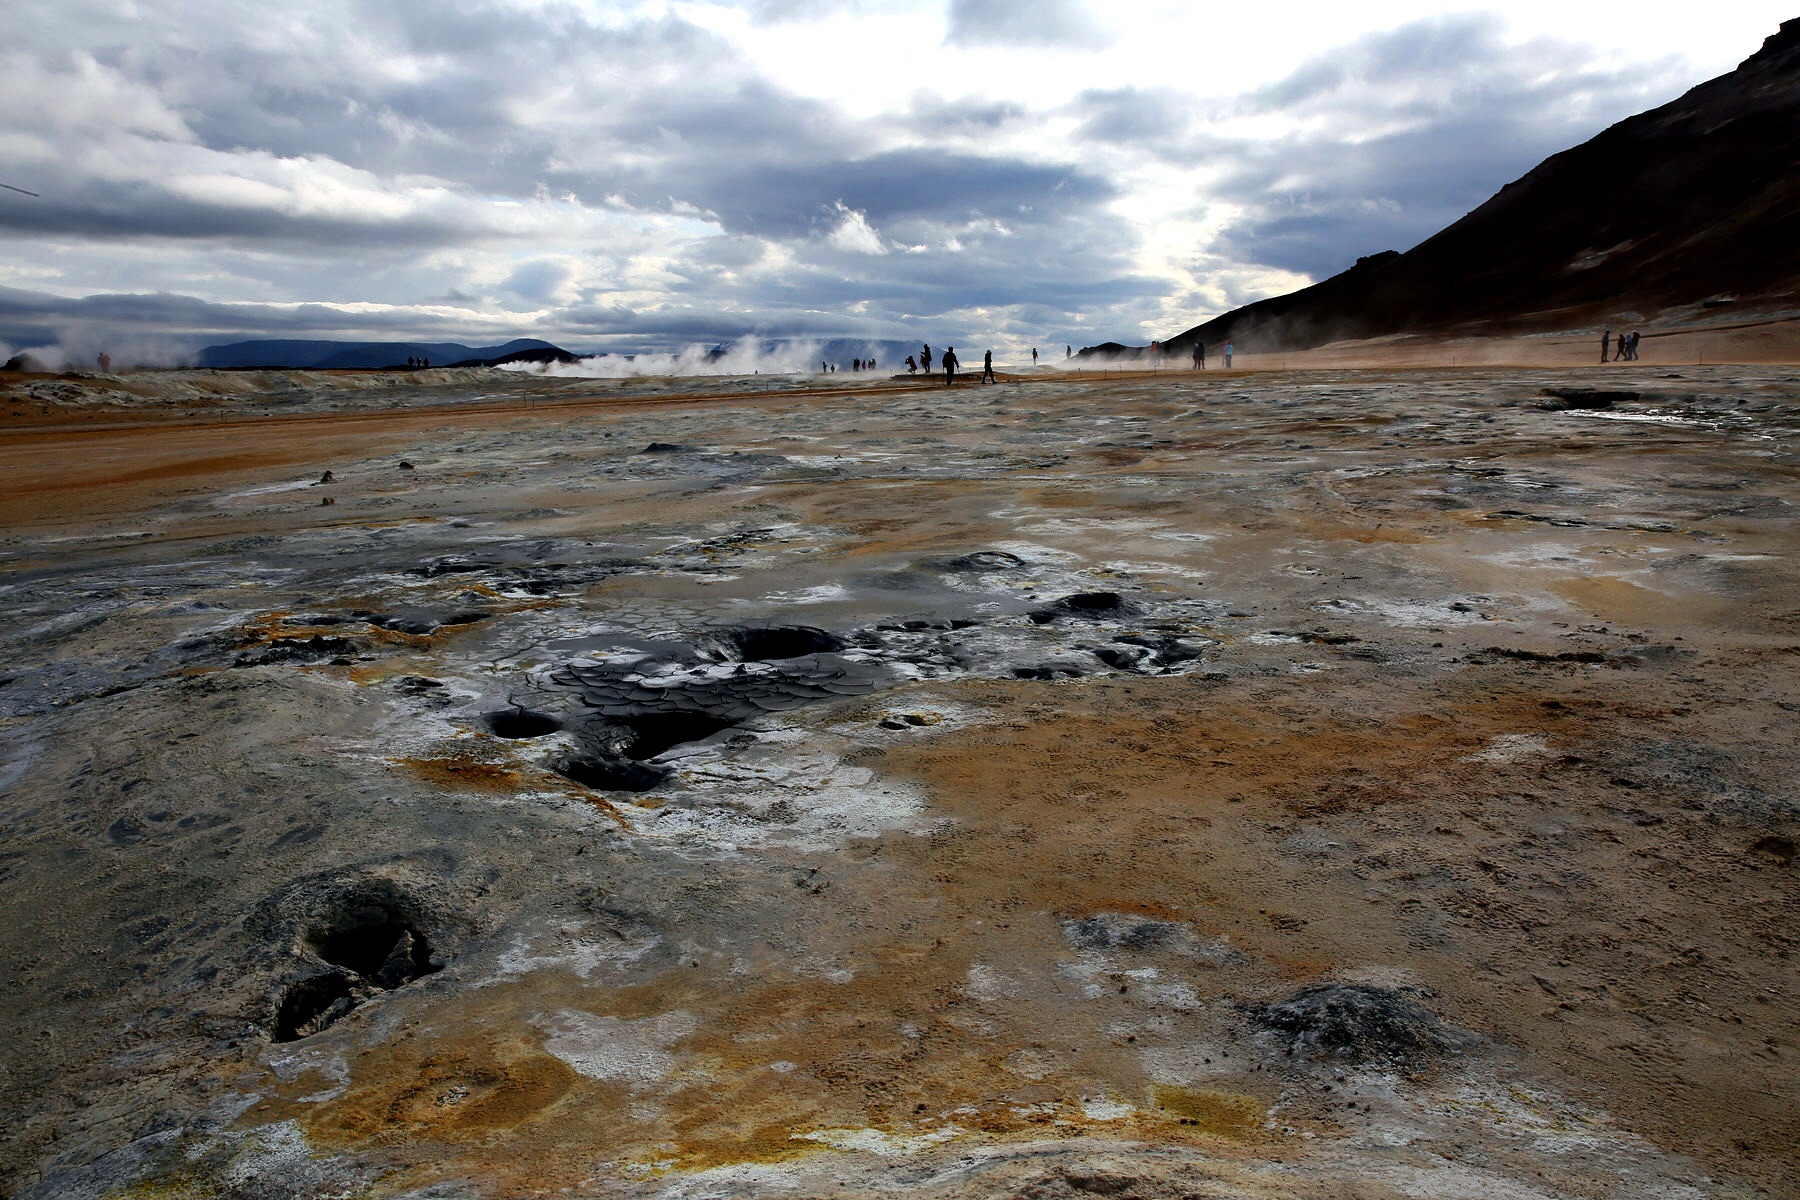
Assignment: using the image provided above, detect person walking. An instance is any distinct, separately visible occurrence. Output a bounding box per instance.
[1628,331,1641,361]
[1223,341,1234,369]
[943,346,959,386]
[981,350,997,383]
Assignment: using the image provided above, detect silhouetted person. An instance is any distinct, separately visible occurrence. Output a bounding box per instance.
[1193,342,1205,370]
[1600,330,1611,364]
[1628,331,1641,361]
[1031,347,1038,366]
[1066,345,1072,358]
[943,346,958,386]
[981,350,996,383]
[1223,341,1233,369]
[922,344,932,374]
[905,355,917,374]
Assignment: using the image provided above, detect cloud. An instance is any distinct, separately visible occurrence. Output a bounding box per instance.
[1068,15,1695,281]
[0,1,1736,356]
[945,0,1111,48]
[826,204,887,254]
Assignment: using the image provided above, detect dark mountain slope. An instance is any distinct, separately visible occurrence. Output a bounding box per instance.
[1152,19,1800,357]
[196,338,566,369]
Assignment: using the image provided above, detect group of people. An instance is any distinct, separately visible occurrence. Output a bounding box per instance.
[888,337,1262,383]
[1185,341,1232,369]
[1601,330,1642,362]
[406,355,430,369]
[901,344,1003,385]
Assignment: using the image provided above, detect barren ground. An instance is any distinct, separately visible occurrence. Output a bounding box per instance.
[1,358,1796,1200]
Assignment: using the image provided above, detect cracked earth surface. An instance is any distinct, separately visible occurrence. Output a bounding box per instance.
[0,365,1796,1199]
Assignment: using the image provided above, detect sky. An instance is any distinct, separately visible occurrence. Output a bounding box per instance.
[1,0,1791,365]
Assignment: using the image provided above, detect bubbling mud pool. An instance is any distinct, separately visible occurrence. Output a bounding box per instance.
[0,364,1797,1199]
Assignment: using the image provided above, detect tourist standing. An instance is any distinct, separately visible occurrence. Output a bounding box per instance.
[943,346,959,386]
[1223,341,1234,369]
[1600,330,1611,364]
[1193,342,1205,370]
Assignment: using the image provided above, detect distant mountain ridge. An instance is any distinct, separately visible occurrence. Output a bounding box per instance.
[195,338,573,369]
[196,336,1011,375]
[1119,18,1800,359]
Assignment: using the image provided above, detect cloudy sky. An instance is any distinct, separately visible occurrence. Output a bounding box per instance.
[2,0,1791,363]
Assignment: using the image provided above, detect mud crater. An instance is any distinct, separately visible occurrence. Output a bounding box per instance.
[264,880,446,1043]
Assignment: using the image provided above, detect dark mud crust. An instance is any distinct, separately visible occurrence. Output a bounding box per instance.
[1256,983,1469,1061]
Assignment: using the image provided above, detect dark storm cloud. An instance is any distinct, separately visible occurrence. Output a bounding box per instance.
[946,0,1110,48]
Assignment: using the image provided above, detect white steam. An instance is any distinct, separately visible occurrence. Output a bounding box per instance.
[503,339,849,379]
[2,331,194,372]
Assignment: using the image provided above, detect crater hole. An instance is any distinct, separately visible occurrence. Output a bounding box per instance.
[720,625,844,661]
[554,754,669,793]
[483,707,564,738]
[274,972,357,1043]
[617,712,738,760]
[305,900,439,988]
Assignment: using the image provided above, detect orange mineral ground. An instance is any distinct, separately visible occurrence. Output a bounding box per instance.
[0,359,1795,1199]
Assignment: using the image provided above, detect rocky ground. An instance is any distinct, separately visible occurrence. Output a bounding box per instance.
[0,363,1795,1199]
